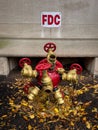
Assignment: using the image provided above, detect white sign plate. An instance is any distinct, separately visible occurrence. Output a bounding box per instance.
[41,12,61,27]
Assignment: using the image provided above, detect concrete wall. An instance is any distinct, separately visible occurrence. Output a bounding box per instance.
[0,0,98,39]
[0,40,98,57]
[0,57,9,75]
[0,0,98,75]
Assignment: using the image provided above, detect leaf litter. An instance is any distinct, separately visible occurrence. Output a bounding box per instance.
[0,74,98,130]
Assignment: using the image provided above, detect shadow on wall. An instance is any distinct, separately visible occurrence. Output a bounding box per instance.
[8,57,93,74]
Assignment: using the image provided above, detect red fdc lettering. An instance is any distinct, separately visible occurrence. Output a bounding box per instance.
[42,13,61,26]
[54,15,60,25]
[48,15,53,25]
[42,15,47,25]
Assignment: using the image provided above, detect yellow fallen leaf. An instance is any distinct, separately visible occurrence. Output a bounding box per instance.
[64,112,69,117]
[2,115,7,118]
[21,100,28,106]
[82,117,87,122]
[39,118,44,123]
[83,101,92,107]
[28,124,32,130]
[23,116,29,121]
[12,108,17,113]
[93,85,98,89]
[70,121,74,126]
[19,90,22,92]
[29,114,35,119]
[82,87,89,92]
[40,112,47,118]
[74,101,78,105]
[9,99,14,106]
[77,90,83,95]
[54,108,59,114]
[86,121,91,129]
[28,105,33,109]
[92,107,97,112]
[73,109,77,116]
[65,95,69,99]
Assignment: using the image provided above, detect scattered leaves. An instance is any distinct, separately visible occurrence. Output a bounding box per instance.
[0,75,98,129]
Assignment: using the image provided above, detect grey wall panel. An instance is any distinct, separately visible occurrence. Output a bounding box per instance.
[0,39,98,57]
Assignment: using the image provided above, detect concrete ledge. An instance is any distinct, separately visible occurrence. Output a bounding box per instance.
[0,39,98,57]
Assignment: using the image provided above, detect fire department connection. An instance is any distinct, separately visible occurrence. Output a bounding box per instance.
[19,43,83,105]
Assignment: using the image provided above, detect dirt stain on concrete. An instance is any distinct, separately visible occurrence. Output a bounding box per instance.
[0,40,10,49]
[63,1,89,11]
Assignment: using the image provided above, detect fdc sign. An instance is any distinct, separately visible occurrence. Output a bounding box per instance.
[41,12,61,27]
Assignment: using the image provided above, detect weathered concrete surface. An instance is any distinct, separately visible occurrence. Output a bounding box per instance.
[0,24,98,39]
[0,57,9,75]
[94,58,98,76]
[84,58,95,74]
[0,40,98,57]
[8,58,18,71]
[0,0,98,39]
[0,0,98,75]
[1,0,97,24]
